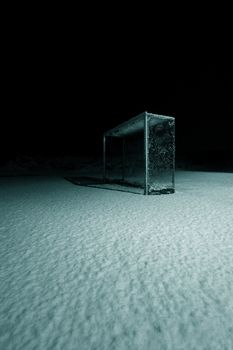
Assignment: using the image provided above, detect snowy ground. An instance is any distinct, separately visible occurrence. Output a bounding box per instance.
[0,171,233,350]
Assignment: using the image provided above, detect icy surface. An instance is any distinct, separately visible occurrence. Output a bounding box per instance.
[0,171,233,350]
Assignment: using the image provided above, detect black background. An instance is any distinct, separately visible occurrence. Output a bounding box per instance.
[2,7,233,170]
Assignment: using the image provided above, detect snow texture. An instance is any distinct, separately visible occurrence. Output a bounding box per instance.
[0,171,233,350]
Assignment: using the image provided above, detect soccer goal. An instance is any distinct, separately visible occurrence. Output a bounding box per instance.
[103,111,175,195]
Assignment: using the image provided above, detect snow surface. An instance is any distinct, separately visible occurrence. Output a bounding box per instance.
[0,171,233,350]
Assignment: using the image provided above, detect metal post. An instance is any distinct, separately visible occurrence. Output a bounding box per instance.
[144,112,149,195]
[103,135,106,181]
[172,120,175,190]
[122,137,125,181]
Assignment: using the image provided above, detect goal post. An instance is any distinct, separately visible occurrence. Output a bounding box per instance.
[103,111,175,195]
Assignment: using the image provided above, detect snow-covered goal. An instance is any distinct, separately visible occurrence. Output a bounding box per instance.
[103,111,175,195]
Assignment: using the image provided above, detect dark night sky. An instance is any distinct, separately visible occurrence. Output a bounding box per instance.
[2,8,233,166]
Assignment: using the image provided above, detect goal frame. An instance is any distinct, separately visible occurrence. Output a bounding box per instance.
[103,111,175,195]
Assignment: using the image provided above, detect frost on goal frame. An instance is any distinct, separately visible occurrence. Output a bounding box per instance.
[103,111,175,195]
